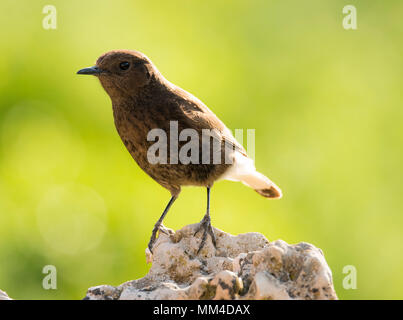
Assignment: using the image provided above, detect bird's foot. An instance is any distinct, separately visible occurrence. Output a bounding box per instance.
[148,223,171,253]
[194,215,217,254]
[158,223,173,235]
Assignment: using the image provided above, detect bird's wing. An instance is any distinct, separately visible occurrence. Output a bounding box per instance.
[173,87,248,157]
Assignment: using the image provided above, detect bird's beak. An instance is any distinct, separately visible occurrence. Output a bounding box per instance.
[76,66,105,75]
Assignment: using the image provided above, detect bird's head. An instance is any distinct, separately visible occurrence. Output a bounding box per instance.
[77,50,156,99]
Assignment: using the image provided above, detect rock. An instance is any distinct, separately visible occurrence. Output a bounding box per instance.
[0,289,12,300]
[84,224,337,300]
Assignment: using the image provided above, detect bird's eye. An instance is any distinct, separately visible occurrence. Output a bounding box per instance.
[119,61,130,70]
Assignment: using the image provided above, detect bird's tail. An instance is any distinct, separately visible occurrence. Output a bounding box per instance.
[239,171,282,199]
[220,152,282,199]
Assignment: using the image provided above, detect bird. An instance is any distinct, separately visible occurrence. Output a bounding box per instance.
[77,49,282,254]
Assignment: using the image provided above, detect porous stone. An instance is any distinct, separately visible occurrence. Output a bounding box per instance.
[84,224,337,300]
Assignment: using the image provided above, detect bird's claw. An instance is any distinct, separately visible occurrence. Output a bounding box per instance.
[148,223,171,253]
[194,216,217,254]
[158,224,172,235]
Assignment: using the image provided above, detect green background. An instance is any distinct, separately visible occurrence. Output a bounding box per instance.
[0,0,402,299]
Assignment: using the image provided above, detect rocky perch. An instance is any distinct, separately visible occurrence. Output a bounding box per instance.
[85,224,337,300]
[0,289,12,300]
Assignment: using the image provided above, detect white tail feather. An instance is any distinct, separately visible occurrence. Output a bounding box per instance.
[220,152,282,199]
[239,171,282,198]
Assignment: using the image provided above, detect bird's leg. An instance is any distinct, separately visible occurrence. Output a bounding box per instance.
[194,187,217,253]
[148,195,177,253]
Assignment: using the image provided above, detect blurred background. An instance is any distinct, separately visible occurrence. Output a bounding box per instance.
[0,0,402,299]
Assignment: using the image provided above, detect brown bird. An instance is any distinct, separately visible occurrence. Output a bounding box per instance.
[77,49,282,253]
